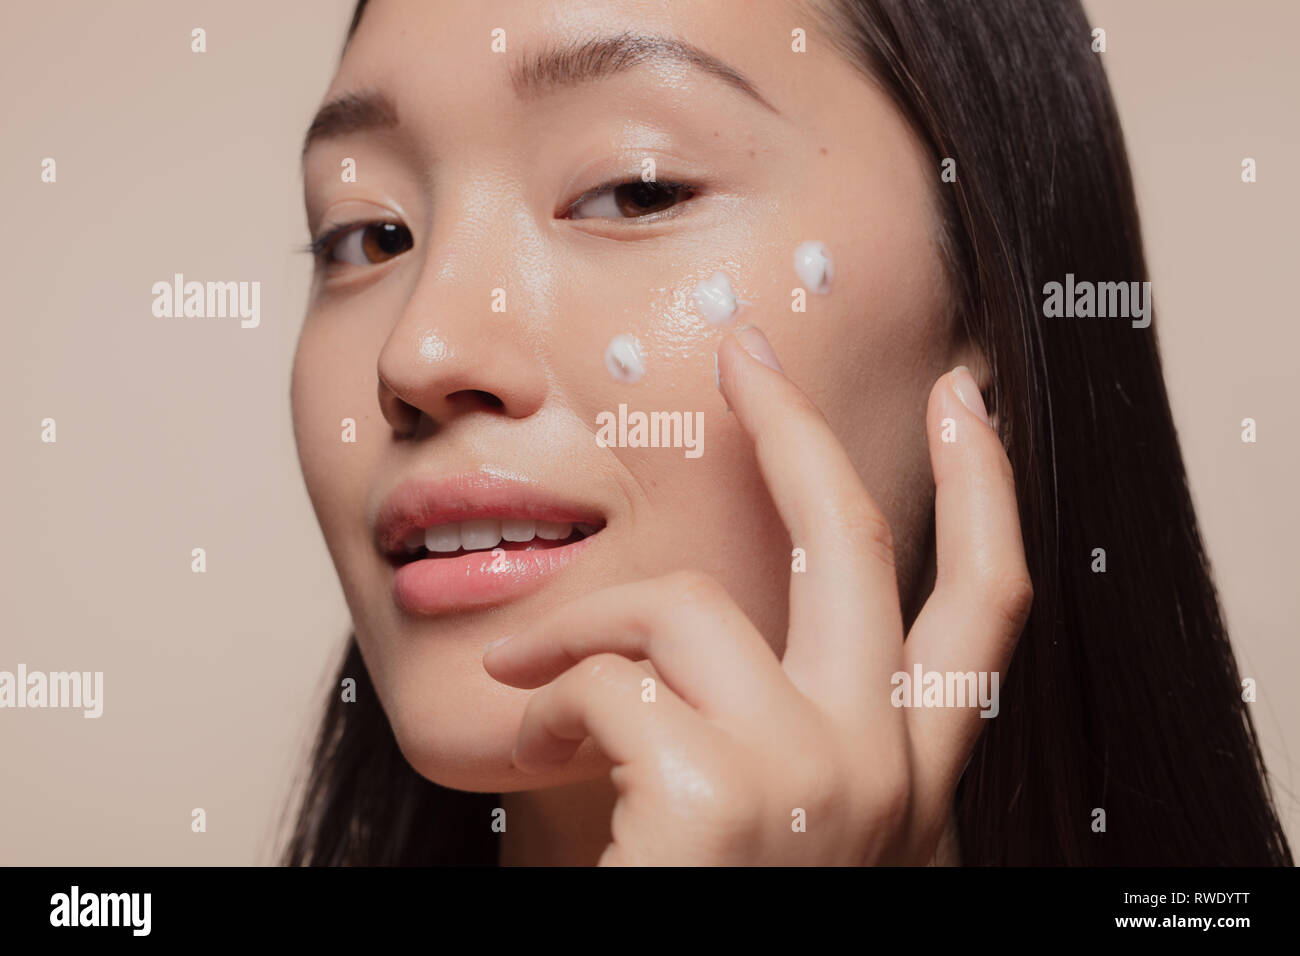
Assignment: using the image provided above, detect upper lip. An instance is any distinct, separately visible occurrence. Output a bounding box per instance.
[373,472,607,561]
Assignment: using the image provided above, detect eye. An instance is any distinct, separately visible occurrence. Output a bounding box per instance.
[312,220,413,267]
[565,180,696,221]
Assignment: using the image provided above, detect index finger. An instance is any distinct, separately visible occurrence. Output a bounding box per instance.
[716,326,905,728]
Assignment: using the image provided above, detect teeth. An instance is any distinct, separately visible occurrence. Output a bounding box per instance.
[411,518,597,555]
[460,519,503,551]
[501,519,536,542]
[424,523,462,553]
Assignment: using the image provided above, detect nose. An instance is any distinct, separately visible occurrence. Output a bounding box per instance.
[376,277,548,439]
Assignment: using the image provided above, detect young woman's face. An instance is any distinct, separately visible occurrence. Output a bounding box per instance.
[292,0,970,792]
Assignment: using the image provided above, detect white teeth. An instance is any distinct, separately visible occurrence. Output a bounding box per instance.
[459,519,503,551]
[424,523,462,553]
[501,519,536,542]
[413,518,595,554]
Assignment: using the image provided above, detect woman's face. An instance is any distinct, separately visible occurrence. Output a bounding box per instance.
[292,0,968,792]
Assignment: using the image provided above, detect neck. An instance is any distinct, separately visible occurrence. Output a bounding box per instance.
[498,776,618,866]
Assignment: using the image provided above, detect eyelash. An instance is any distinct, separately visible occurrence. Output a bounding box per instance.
[562,177,698,221]
[300,219,372,260]
[300,176,701,265]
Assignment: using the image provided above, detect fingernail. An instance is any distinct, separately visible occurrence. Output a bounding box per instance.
[484,634,513,654]
[949,366,990,426]
[734,325,784,374]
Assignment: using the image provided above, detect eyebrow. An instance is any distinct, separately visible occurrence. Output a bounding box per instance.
[301,89,399,161]
[511,32,780,113]
[301,32,778,160]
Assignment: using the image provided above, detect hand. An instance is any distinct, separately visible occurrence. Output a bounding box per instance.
[483,327,1033,865]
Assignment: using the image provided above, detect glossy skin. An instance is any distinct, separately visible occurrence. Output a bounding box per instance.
[291,0,1031,864]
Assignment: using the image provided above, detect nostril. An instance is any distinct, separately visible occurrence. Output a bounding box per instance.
[448,389,504,411]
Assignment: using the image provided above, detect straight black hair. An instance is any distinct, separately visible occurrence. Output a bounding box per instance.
[282,0,1293,865]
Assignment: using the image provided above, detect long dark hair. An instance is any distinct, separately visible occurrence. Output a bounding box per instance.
[282,0,1293,865]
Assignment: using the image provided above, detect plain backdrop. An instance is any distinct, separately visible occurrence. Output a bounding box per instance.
[1,0,1295,864]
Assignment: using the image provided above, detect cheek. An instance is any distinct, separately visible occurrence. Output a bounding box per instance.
[290,316,387,601]
[548,211,947,629]
[778,216,952,596]
[533,236,849,644]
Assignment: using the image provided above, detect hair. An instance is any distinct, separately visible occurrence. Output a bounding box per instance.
[282,0,1293,865]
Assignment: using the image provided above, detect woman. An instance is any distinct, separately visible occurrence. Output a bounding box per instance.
[282,0,1293,865]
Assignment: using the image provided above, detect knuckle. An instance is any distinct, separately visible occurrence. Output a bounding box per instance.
[983,567,1034,634]
[676,761,763,855]
[665,569,728,612]
[787,390,831,429]
[850,748,911,832]
[874,776,913,833]
[579,652,633,686]
[1002,573,1035,627]
[830,499,896,568]
[789,746,844,819]
[710,772,762,826]
[864,764,912,834]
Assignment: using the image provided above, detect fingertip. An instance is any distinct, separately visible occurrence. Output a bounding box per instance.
[927,366,996,439]
[481,643,529,685]
[716,326,785,387]
[948,366,990,426]
[733,325,785,374]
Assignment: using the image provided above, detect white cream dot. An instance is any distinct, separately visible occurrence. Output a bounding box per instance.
[794,241,833,294]
[692,271,739,325]
[605,334,645,383]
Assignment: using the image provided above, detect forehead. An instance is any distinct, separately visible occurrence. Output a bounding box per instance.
[328,0,823,115]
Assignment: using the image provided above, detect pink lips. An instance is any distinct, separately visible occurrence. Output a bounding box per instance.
[373,473,605,615]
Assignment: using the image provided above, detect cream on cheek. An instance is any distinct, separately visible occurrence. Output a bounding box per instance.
[583,240,841,659]
[604,333,646,383]
[595,262,744,390]
[601,242,835,387]
[793,240,833,295]
[691,271,740,325]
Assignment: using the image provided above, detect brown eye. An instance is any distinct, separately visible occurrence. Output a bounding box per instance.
[568,180,696,220]
[327,221,413,265]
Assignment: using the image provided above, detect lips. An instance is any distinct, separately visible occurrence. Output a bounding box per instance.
[374,473,606,615]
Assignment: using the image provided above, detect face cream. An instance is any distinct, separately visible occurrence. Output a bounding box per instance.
[605,334,645,383]
[793,241,833,294]
[692,271,739,325]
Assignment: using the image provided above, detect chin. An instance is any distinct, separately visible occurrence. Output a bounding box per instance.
[381,661,610,794]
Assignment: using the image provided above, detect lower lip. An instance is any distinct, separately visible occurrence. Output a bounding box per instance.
[391,535,597,615]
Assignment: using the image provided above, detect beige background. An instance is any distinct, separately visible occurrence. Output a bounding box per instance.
[0,1,1294,864]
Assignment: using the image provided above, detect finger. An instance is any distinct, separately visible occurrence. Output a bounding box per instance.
[716,327,904,726]
[903,367,1033,828]
[511,652,704,773]
[483,572,790,726]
